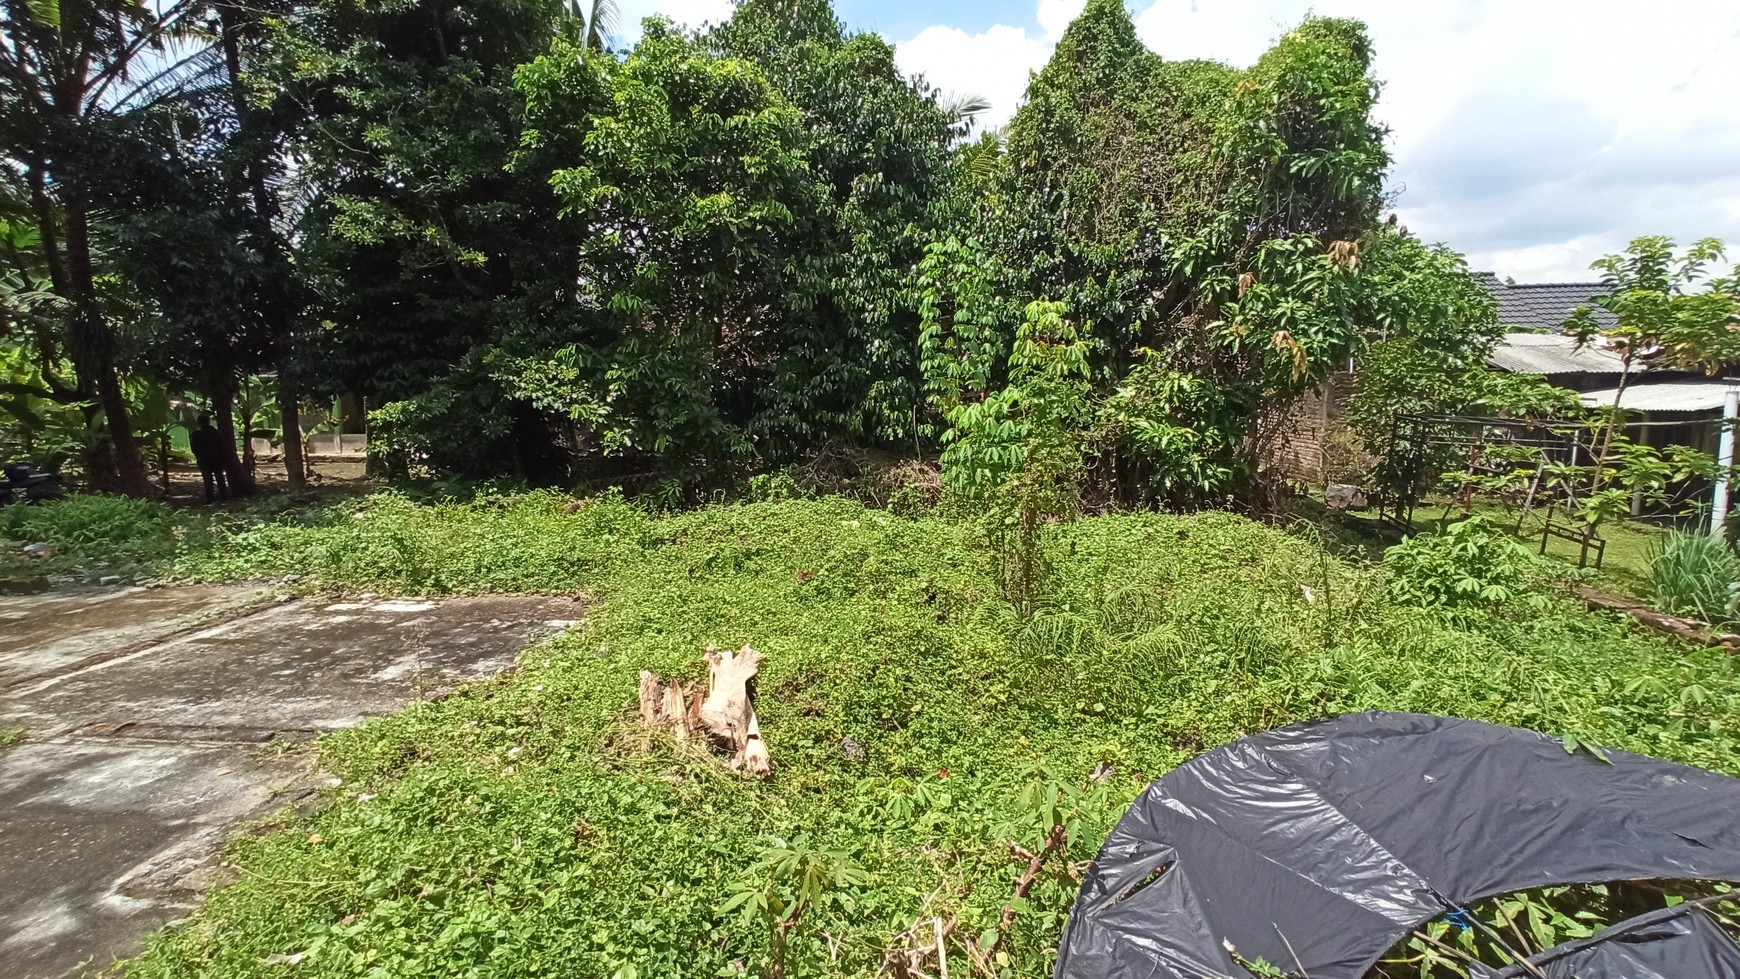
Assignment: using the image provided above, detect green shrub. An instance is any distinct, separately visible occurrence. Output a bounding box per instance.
[1384,515,1550,615]
[178,489,649,594]
[1646,529,1740,625]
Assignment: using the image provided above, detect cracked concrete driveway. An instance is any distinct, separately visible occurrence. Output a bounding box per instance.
[0,586,578,979]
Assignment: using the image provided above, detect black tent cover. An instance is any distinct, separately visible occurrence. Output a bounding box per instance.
[1470,903,1740,978]
[1055,712,1740,979]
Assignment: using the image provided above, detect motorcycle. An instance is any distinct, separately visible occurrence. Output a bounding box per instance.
[0,463,67,506]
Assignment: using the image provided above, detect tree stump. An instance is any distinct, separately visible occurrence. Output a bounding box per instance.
[637,670,696,739]
[636,644,772,777]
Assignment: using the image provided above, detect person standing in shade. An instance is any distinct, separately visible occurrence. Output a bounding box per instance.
[189,413,229,504]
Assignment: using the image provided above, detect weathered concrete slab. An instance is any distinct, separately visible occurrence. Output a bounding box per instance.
[0,740,278,978]
[3,596,577,735]
[0,586,260,690]
[0,590,578,979]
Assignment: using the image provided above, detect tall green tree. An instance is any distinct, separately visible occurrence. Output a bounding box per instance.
[507,23,823,492]
[355,0,957,493]
[212,0,308,492]
[265,0,568,478]
[0,0,215,493]
[102,104,278,496]
[703,0,955,446]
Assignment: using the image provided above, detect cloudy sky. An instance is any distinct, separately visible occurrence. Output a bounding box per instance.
[617,0,1740,283]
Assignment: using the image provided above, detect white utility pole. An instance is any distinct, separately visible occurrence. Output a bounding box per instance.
[1712,386,1739,538]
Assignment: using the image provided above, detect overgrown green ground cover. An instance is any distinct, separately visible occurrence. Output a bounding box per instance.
[81,491,1739,979]
[0,493,198,581]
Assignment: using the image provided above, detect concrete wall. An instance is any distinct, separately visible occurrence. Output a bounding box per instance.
[249,435,368,458]
[305,434,368,455]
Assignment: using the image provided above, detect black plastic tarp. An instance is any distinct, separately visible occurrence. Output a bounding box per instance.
[1471,905,1740,979]
[1055,712,1740,979]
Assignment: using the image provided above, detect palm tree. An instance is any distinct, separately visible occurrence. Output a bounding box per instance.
[938,91,991,142]
[0,0,223,494]
[562,0,618,53]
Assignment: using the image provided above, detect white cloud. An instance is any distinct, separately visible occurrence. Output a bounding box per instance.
[1130,0,1281,67]
[1468,238,1609,285]
[1035,0,1088,37]
[615,0,734,36]
[894,23,1051,126]
[892,0,1093,131]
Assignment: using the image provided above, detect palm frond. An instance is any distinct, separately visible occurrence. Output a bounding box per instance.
[83,0,214,108]
[95,40,228,113]
[939,92,992,124]
[585,0,619,51]
[940,91,993,145]
[22,0,61,30]
[963,146,999,183]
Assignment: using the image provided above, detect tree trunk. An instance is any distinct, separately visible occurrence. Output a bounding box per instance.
[698,645,772,777]
[278,368,306,494]
[220,1,306,497]
[93,364,151,497]
[637,645,772,777]
[63,197,150,497]
[26,165,116,491]
[81,402,117,492]
[209,382,258,496]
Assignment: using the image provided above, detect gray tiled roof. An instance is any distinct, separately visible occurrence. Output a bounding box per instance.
[1475,273,1618,332]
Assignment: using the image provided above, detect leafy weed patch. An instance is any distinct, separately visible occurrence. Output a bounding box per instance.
[109,496,1740,978]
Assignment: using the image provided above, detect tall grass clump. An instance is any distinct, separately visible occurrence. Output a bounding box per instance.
[1646,528,1740,625]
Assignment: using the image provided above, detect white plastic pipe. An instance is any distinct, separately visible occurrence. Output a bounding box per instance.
[1712,388,1739,538]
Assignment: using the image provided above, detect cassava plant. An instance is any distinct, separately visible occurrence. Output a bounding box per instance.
[1384,515,1551,617]
[936,300,1090,614]
[1568,237,1740,505]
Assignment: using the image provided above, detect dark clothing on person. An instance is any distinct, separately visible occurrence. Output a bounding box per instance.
[189,424,229,503]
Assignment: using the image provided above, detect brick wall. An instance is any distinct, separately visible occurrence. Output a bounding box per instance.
[1270,369,1359,482]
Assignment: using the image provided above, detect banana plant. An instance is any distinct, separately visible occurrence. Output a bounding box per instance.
[129,382,194,492]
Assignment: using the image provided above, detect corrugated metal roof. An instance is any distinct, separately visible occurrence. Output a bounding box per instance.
[1475,273,1619,331]
[1579,381,1738,414]
[1488,333,1627,375]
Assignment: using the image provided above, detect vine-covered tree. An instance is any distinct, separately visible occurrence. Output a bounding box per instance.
[920,1,1438,507]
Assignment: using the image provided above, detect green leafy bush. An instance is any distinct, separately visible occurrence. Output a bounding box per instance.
[1384,515,1551,614]
[1646,529,1740,626]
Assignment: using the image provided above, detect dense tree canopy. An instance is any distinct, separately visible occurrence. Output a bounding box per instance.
[921,0,1437,506]
[0,0,1508,506]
